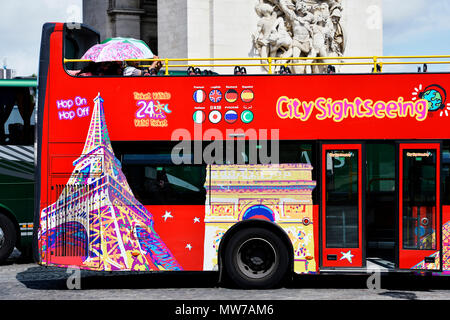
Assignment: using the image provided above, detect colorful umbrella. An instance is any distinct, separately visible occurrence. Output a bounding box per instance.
[81,42,145,62]
[101,37,154,59]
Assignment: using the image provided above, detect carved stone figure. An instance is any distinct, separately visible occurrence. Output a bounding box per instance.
[267,17,293,71]
[253,0,346,74]
[330,8,345,55]
[253,3,278,62]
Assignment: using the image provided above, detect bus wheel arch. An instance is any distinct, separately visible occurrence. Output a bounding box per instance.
[0,208,19,264]
[218,219,294,289]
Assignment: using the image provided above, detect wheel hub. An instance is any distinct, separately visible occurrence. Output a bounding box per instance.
[237,238,277,279]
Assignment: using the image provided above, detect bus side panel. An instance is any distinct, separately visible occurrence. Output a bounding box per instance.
[45,74,450,144]
[145,205,205,271]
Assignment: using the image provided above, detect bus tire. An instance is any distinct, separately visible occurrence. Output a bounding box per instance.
[223,227,289,289]
[0,214,17,264]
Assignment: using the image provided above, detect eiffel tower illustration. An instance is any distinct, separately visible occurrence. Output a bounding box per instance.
[39,93,182,271]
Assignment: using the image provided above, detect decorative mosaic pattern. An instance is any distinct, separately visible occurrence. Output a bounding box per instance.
[411,251,440,270]
[203,164,317,274]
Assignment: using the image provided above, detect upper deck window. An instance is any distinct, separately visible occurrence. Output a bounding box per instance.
[63,25,100,74]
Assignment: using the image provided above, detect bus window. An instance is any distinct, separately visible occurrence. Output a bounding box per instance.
[402,149,437,250]
[325,149,359,248]
[279,142,316,165]
[366,144,395,192]
[112,141,206,205]
[0,86,36,145]
[64,25,99,73]
[240,140,317,167]
[279,141,318,202]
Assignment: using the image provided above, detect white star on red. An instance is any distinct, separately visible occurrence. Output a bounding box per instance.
[340,250,354,263]
[162,211,173,221]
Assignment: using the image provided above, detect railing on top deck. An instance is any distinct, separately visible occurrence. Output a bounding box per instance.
[63,55,450,76]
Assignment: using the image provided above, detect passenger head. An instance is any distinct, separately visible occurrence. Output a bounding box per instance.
[187,66,195,75]
[102,61,123,75]
[76,62,97,76]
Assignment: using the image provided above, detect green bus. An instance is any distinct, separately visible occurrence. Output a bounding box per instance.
[0,78,36,263]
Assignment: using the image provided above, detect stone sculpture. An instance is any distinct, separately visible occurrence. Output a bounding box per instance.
[253,0,346,73]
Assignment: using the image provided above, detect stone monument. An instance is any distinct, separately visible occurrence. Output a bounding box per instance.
[157,0,382,74]
[253,0,346,73]
[83,0,158,54]
[83,0,382,74]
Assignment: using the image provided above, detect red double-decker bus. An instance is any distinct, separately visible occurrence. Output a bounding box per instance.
[35,23,450,289]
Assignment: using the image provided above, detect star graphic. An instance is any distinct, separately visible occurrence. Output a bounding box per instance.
[340,250,354,263]
[185,243,192,251]
[162,211,173,221]
[155,101,164,112]
[193,217,200,223]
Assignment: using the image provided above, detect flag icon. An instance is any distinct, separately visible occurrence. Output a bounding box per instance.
[208,110,222,124]
[225,89,238,103]
[241,110,254,124]
[193,89,206,103]
[192,110,206,124]
[224,110,238,124]
[241,89,254,103]
[209,90,222,103]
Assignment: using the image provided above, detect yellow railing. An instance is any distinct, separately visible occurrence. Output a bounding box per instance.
[64,55,450,75]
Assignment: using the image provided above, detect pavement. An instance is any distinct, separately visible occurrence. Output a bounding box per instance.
[0,249,449,300]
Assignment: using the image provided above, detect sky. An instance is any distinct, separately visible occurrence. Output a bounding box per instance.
[0,0,82,76]
[383,0,450,55]
[1,0,450,76]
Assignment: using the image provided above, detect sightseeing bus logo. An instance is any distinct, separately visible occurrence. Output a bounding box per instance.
[276,96,429,122]
[133,91,172,127]
[413,84,450,117]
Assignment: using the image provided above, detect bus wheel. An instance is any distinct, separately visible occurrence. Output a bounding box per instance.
[223,227,289,289]
[0,214,17,264]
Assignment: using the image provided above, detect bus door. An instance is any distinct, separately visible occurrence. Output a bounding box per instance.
[398,143,441,270]
[321,144,364,268]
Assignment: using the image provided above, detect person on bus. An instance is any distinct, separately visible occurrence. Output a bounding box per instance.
[73,61,123,76]
[102,61,124,76]
[72,61,98,76]
[234,66,247,75]
[327,65,336,74]
[123,55,163,76]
